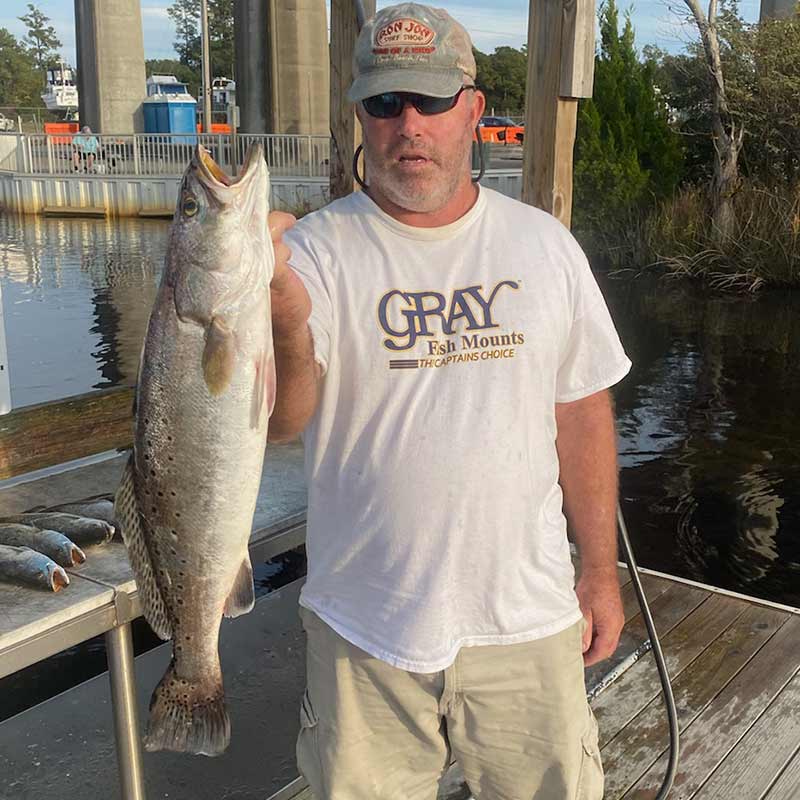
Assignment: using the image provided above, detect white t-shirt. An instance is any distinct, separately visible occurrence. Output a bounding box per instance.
[286,187,631,673]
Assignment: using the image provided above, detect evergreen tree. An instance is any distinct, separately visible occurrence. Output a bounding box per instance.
[17,3,62,72]
[0,28,43,107]
[167,0,235,78]
[574,0,683,233]
[474,46,527,115]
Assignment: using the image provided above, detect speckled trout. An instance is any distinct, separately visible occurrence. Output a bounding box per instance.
[115,144,274,756]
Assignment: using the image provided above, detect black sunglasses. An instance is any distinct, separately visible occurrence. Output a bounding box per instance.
[361,87,474,119]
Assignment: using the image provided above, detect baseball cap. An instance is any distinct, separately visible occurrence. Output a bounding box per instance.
[348,3,477,103]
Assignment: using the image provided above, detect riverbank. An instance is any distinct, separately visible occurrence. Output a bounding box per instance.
[581,182,800,291]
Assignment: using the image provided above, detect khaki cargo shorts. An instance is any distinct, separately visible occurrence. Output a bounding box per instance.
[296,609,603,799]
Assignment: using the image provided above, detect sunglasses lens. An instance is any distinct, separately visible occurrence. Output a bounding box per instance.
[362,93,404,118]
[362,89,466,118]
[415,94,459,114]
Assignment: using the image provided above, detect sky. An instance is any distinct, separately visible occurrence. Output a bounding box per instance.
[1,0,763,68]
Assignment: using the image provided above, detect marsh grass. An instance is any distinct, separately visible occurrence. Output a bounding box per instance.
[584,182,800,291]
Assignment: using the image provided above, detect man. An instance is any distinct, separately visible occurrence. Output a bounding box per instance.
[267,3,631,797]
[72,125,99,172]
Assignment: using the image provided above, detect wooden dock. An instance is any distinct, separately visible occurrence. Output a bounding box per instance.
[278,565,800,800]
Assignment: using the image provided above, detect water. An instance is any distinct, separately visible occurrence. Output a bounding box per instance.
[0,213,798,713]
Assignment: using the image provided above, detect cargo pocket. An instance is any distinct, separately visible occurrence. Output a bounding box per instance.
[575,708,604,800]
[297,689,326,798]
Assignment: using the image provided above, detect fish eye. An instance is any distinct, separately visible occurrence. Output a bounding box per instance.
[182,195,199,217]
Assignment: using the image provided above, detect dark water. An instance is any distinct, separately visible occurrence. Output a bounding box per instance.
[606,279,800,609]
[0,213,798,720]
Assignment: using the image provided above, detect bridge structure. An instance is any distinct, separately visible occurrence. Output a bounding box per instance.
[72,0,329,136]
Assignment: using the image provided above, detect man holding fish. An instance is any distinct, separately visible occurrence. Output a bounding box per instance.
[267,3,631,797]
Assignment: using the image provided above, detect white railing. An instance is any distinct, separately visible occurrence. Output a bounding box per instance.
[0,132,331,178]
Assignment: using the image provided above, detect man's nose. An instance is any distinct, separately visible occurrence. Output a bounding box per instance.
[395,101,425,137]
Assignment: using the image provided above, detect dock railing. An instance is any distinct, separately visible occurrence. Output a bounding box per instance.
[0,132,331,178]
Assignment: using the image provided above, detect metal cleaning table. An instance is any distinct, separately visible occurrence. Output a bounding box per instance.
[0,442,308,800]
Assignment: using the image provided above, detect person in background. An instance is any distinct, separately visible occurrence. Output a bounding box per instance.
[267,3,632,797]
[72,125,98,173]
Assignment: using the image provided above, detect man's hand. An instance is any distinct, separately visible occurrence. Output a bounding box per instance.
[268,211,310,338]
[575,567,624,666]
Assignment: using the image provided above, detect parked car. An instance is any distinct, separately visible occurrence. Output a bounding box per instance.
[477,115,524,144]
[0,113,15,132]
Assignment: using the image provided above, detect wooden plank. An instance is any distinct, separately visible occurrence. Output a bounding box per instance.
[42,206,106,218]
[329,0,375,199]
[594,592,746,746]
[0,386,133,481]
[765,749,800,800]
[559,0,596,98]
[586,581,707,695]
[695,671,800,799]
[600,604,789,799]
[522,0,579,226]
[625,616,800,799]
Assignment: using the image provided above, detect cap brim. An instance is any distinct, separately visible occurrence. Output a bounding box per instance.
[347,68,466,103]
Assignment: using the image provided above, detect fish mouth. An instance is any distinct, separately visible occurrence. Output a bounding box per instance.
[195,143,265,188]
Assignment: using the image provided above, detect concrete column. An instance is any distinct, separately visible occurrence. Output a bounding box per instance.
[74,0,147,133]
[235,0,330,135]
[760,0,798,19]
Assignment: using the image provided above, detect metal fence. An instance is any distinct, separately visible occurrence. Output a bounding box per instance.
[0,132,331,178]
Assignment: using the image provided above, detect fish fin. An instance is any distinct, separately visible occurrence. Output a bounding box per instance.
[223,555,255,618]
[202,317,236,395]
[114,456,173,640]
[145,659,230,756]
[250,350,276,429]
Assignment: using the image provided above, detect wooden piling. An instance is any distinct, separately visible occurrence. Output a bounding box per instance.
[329,0,375,200]
[522,0,596,227]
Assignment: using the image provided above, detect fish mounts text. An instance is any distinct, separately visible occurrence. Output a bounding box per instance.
[378,280,520,351]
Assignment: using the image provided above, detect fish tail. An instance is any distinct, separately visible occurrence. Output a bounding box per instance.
[143,660,230,756]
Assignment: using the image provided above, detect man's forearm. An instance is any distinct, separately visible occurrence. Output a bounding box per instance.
[554,390,619,572]
[268,324,320,443]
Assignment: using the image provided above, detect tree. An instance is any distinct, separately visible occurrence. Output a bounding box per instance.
[17,3,62,72]
[167,0,235,78]
[573,0,683,234]
[0,28,43,107]
[682,0,744,240]
[474,46,527,114]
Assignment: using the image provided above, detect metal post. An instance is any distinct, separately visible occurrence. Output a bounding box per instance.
[133,134,141,176]
[200,0,213,134]
[46,135,54,175]
[307,134,313,177]
[106,623,146,800]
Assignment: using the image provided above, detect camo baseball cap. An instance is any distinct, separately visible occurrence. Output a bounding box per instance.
[348,3,477,102]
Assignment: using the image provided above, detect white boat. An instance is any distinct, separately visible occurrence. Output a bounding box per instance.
[145,74,196,102]
[41,63,79,112]
[212,77,236,109]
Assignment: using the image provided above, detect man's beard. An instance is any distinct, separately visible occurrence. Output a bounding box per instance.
[363,130,473,214]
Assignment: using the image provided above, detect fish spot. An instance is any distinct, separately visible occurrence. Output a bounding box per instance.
[175,512,181,518]
[176,584,184,590]
[168,456,174,462]
[157,491,164,497]
[143,454,149,461]
[184,635,191,641]
[151,506,157,513]
[167,435,173,442]
[170,491,177,497]
[150,470,156,477]
[147,440,152,447]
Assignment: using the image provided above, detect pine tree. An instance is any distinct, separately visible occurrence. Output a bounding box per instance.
[167,0,235,78]
[574,0,683,233]
[17,3,62,72]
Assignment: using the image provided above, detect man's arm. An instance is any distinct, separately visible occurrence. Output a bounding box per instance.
[267,211,322,443]
[555,388,623,666]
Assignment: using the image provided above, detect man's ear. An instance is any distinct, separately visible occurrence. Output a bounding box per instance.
[471,90,487,125]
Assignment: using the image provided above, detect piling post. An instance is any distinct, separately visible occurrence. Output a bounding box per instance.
[329,0,375,199]
[522,0,596,226]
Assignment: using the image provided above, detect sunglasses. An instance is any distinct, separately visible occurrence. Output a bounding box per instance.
[361,87,474,119]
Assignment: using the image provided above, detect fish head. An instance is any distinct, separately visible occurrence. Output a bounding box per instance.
[166,144,271,325]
